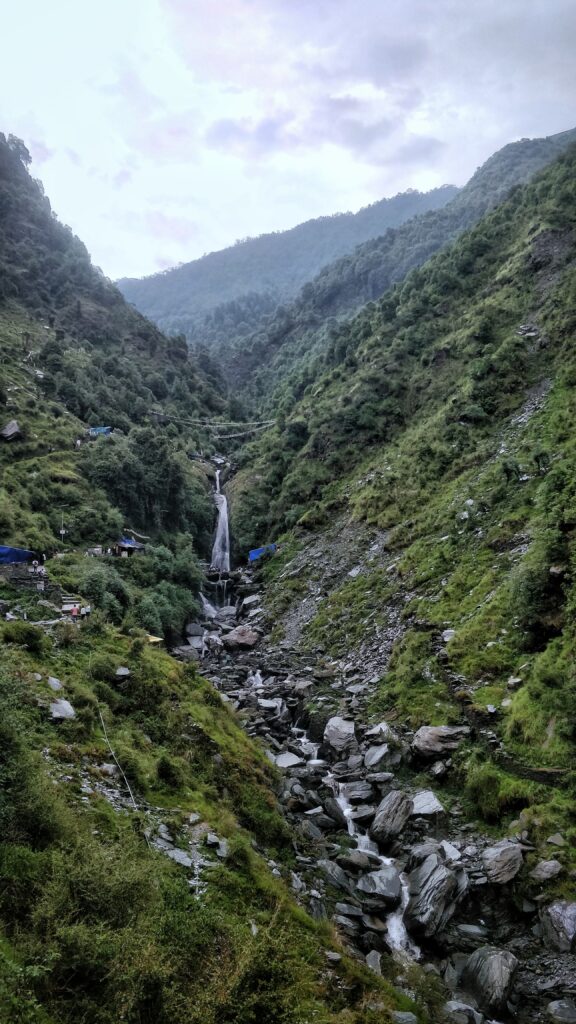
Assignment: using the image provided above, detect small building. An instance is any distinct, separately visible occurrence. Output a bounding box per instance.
[115,537,146,557]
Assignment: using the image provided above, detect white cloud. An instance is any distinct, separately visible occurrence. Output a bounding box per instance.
[0,0,574,278]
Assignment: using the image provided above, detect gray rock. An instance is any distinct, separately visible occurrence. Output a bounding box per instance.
[335,902,363,917]
[221,625,259,648]
[365,721,397,742]
[340,780,374,803]
[115,666,131,678]
[541,900,576,952]
[364,744,389,768]
[444,1001,484,1024]
[323,716,356,753]
[411,790,445,816]
[547,999,576,1023]
[49,698,76,720]
[547,833,567,847]
[336,850,373,873]
[405,854,460,937]
[275,751,304,769]
[442,629,456,642]
[412,725,470,758]
[185,622,204,636]
[319,860,352,892]
[482,840,523,883]
[369,790,413,846]
[530,859,563,882]
[461,945,518,1014]
[166,847,193,868]
[356,865,402,907]
[392,1014,418,1024]
[47,676,63,691]
[324,797,349,827]
[365,949,381,974]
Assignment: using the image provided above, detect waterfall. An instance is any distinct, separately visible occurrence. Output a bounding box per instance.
[210,469,230,573]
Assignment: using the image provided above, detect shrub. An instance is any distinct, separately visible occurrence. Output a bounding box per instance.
[2,622,45,655]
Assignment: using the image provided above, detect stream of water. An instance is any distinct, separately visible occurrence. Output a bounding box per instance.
[211,469,230,573]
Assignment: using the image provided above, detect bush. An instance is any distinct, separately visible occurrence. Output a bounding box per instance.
[2,622,45,655]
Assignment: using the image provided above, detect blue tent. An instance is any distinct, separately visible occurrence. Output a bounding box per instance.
[248,543,276,563]
[0,545,34,565]
[88,426,112,438]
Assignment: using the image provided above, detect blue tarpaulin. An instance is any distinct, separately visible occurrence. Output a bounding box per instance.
[88,426,112,438]
[118,537,145,549]
[248,544,276,563]
[0,545,34,565]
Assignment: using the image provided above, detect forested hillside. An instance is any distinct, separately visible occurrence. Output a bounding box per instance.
[231,141,576,805]
[207,128,576,407]
[0,133,415,1024]
[118,185,458,335]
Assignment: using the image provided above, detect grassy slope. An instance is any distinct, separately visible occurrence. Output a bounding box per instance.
[233,147,576,874]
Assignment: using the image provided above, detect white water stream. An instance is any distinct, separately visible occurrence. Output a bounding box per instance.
[211,469,230,573]
[286,720,419,959]
[324,773,420,958]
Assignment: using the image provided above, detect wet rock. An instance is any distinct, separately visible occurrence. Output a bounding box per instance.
[461,945,518,1014]
[411,790,445,816]
[335,901,363,917]
[323,716,356,753]
[482,840,523,883]
[369,790,413,846]
[405,853,461,937]
[540,900,576,951]
[412,725,470,758]
[356,865,402,907]
[49,698,76,720]
[340,780,374,803]
[547,999,576,1023]
[319,859,352,892]
[323,797,349,827]
[444,1000,484,1024]
[222,625,260,649]
[530,859,563,882]
[275,751,304,769]
[336,850,373,873]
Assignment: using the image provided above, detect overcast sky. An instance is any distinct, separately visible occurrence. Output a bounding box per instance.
[1,0,574,280]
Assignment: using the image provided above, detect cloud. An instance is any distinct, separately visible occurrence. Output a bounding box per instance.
[28,139,54,165]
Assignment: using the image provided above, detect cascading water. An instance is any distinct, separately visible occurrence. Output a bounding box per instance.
[211,469,230,574]
[323,771,420,960]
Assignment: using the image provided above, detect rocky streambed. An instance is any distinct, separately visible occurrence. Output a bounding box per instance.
[176,572,576,1024]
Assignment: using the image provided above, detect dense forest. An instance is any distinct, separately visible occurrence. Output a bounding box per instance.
[118,185,459,336]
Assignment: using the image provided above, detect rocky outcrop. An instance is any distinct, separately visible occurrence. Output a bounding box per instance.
[221,624,260,648]
[412,725,470,759]
[356,865,402,907]
[482,840,523,883]
[369,790,413,846]
[461,945,518,1014]
[541,901,576,952]
[405,851,465,937]
[323,716,356,753]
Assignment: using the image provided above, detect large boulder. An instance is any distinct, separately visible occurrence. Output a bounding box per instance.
[482,840,523,883]
[541,901,576,952]
[405,853,464,937]
[50,698,76,720]
[356,865,402,907]
[369,790,413,846]
[221,624,259,648]
[461,946,518,1014]
[411,790,445,816]
[530,859,563,882]
[412,725,470,759]
[323,716,356,753]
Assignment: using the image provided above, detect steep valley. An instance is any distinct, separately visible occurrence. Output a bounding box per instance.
[0,125,575,1024]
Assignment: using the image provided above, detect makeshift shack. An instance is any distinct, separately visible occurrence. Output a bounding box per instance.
[115,537,145,557]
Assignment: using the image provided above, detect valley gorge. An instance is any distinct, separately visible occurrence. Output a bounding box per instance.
[0,125,575,1024]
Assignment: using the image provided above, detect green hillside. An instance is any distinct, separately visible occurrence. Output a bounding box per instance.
[231,142,576,796]
[0,134,415,1024]
[118,186,458,335]
[208,128,576,408]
